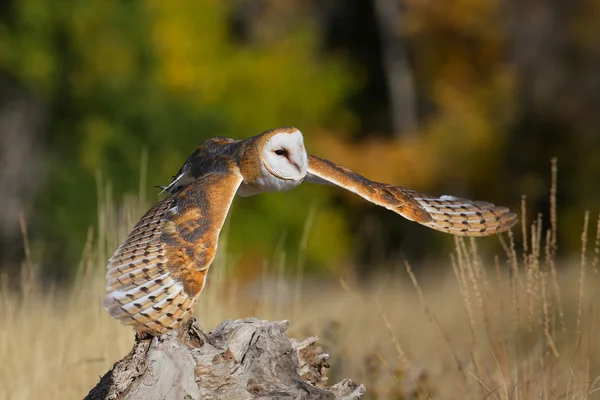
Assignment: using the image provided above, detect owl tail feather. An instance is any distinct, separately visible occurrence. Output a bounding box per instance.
[104,257,198,335]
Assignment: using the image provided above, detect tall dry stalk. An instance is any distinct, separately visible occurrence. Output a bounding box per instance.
[18,213,36,296]
[576,211,590,336]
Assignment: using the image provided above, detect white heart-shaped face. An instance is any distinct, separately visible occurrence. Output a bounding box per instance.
[261,129,308,180]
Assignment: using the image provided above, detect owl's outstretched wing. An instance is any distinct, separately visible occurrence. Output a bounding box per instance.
[306,155,517,236]
[103,171,243,335]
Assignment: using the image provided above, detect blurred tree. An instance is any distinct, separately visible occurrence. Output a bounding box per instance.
[373,0,418,137]
[313,0,600,268]
[0,0,355,279]
[1,0,600,282]
[0,71,45,276]
[501,0,600,250]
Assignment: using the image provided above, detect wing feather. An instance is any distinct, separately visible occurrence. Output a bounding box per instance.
[306,155,517,237]
[104,171,242,334]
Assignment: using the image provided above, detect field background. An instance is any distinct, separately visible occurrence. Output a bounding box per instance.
[2,177,600,399]
[1,1,600,399]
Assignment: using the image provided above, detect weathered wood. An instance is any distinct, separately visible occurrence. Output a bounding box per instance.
[86,318,366,400]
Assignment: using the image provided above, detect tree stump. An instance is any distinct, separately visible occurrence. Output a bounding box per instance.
[85,317,366,400]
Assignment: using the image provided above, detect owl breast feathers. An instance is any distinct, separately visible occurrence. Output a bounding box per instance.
[104,127,517,335]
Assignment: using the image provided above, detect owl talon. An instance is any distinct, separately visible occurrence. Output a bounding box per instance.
[135,330,153,342]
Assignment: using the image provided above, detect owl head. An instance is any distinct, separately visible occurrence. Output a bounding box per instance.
[257,127,308,181]
[159,128,308,195]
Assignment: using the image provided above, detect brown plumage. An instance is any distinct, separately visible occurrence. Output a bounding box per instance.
[306,155,517,236]
[104,127,517,335]
[104,171,243,334]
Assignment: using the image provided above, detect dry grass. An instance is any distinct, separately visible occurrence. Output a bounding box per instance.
[2,167,600,399]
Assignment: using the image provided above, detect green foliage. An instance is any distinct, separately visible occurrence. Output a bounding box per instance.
[3,0,598,277]
[0,0,355,275]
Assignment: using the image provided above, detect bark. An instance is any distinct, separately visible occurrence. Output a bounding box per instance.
[85,317,366,400]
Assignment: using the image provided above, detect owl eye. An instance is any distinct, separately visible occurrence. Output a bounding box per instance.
[274,149,285,156]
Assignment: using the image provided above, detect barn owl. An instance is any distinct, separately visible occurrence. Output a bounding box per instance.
[104,127,517,335]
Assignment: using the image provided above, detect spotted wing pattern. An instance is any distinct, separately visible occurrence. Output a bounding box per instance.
[104,172,243,334]
[306,155,517,236]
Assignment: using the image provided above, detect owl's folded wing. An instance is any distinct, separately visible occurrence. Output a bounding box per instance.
[305,155,517,237]
[103,171,243,334]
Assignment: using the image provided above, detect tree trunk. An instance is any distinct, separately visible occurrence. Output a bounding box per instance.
[373,0,419,138]
[85,317,366,400]
[0,71,45,276]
